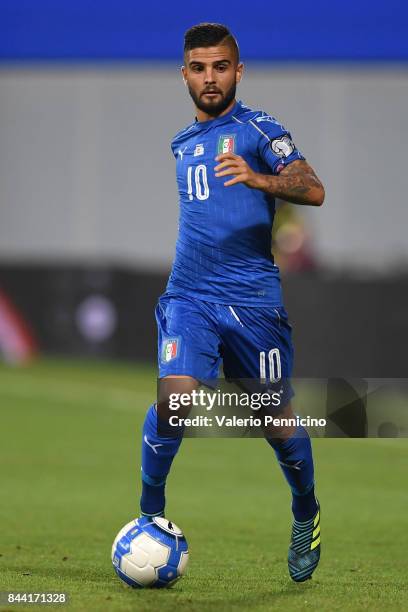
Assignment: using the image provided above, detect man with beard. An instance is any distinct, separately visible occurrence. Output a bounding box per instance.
[139,23,325,582]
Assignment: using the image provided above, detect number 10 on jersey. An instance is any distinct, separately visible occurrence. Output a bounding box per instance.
[187,165,209,201]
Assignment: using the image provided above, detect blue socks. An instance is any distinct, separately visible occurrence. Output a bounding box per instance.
[267,425,318,522]
[140,407,317,522]
[140,404,183,517]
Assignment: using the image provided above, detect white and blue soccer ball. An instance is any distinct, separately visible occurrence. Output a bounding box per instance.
[111,516,189,588]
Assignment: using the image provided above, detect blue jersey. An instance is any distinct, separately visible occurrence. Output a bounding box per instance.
[166,100,305,307]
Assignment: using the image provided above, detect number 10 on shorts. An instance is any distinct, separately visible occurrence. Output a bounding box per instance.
[259,348,281,382]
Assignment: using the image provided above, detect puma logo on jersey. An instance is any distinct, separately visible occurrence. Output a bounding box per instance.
[255,115,276,123]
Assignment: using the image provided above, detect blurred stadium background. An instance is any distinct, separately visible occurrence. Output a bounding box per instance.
[0,0,407,375]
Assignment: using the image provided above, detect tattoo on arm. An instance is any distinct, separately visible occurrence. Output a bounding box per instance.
[259,160,325,206]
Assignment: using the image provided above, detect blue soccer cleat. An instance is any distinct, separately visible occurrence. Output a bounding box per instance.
[288,503,321,582]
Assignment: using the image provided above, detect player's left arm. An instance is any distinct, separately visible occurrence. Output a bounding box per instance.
[214,155,325,207]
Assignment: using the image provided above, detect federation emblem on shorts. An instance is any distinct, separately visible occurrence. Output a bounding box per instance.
[218,135,235,154]
[162,338,178,362]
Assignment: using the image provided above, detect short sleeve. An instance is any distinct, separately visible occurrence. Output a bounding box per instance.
[251,115,305,174]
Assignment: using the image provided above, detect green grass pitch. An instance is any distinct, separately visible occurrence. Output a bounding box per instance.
[0,359,407,611]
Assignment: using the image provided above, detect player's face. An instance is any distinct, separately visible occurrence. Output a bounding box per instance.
[182,45,243,117]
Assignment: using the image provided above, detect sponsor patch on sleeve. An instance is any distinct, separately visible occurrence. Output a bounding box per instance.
[270,135,295,158]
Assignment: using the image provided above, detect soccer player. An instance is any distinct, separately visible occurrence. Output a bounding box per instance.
[140,23,325,582]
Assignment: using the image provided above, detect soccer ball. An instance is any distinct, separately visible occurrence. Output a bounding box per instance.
[111,516,189,588]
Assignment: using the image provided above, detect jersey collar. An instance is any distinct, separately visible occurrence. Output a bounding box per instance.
[193,100,243,131]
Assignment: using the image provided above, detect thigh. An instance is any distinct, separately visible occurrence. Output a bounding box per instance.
[221,305,294,414]
[156,294,221,382]
[221,305,294,380]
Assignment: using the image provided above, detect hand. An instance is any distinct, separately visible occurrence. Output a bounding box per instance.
[214,153,262,188]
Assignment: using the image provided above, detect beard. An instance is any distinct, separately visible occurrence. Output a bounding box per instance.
[188,81,237,117]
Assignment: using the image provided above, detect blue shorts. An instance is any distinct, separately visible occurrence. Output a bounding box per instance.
[155,293,293,384]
